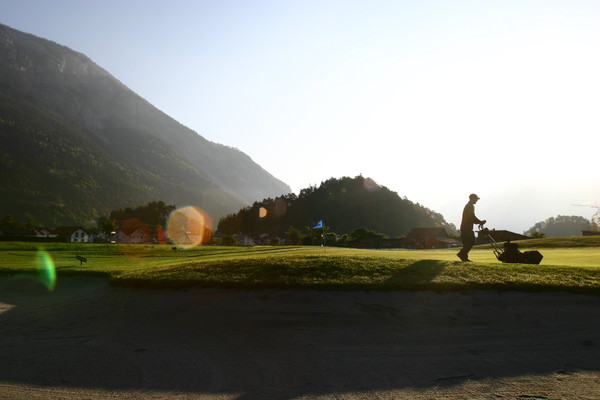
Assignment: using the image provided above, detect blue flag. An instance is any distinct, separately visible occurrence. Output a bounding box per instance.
[313,220,323,229]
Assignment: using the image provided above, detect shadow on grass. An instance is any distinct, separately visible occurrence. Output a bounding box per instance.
[108,258,452,291]
[381,260,600,295]
[381,259,447,290]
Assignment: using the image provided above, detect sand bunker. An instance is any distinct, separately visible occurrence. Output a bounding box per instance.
[0,276,598,399]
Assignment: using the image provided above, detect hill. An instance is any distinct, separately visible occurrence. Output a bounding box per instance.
[0,23,290,227]
[217,175,457,238]
[524,215,595,238]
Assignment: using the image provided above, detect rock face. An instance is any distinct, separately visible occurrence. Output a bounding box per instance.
[0,23,291,226]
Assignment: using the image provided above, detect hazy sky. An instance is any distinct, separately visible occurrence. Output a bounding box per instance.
[2,0,599,233]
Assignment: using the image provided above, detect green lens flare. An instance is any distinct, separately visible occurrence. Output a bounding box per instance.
[35,249,56,291]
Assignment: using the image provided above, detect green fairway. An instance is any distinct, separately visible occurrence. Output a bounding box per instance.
[0,238,598,293]
[377,247,600,267]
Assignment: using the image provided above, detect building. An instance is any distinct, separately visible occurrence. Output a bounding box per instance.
[404,227,461,249]
[51,226,94,243]
[582,230,600,236]
[34,228,52,238]
[117,219,155,244]
[0,227,36,239]
[476,230,529,245]
[234,234,255,246]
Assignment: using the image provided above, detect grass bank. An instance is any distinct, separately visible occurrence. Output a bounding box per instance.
[113,256,600,294]
[0,239,598,294]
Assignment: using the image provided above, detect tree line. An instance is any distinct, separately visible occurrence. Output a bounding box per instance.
[524,215,596,238]
[96,201,177,236]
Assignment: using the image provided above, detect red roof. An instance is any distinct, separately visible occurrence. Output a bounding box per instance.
[118,218,154,236]
[406,227,448,242]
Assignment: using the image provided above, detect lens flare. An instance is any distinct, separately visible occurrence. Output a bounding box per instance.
[272,198,287,217]
[166,206,212,249]
[35,249,56,291]
[259,207,268,218]
[363,177,381,192]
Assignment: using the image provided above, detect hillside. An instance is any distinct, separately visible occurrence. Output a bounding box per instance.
[0,23,290,227]
[217,176,457,238]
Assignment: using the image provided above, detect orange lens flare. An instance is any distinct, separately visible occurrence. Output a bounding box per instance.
[166,206,212,249]
[259,207,268,218]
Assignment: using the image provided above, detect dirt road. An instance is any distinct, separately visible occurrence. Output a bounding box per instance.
[0,276,598,399]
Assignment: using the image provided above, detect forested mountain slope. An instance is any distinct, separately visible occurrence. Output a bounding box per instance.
[0,23,290,226]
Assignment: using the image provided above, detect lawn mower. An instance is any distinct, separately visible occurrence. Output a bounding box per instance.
[477,224,543,264]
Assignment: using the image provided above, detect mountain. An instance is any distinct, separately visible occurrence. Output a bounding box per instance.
[217,176,457,238]
[0,23,291,227]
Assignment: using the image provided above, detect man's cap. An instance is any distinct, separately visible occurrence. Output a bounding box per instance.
[469,193,480,200]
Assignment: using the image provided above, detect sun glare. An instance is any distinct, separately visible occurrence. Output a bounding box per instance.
[259,207,268,218]
[35,248,57,291]
[166,206,212,249]
[0,304,15,315]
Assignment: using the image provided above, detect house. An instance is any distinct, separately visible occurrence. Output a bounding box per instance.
[117,219,155,244]
[51,226,94,243]
[582,230,600,236]
[476,230,529,244]
[34,228,52,238]
[0,227,36,238]
[119,227,151,244]
[405,227,460,249]
[234,234,255,246]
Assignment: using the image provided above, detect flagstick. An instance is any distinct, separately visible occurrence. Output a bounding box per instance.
[312,220,326,254]
[323,224,326,254]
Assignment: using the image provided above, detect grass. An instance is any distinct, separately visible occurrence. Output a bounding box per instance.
[501,235,600,248]
[0,237,598,294]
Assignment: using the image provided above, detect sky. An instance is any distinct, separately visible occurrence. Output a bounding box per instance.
[2,0,599,233]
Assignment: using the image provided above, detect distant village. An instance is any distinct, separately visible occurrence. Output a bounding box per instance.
[0,219,541,249]
[0,222,159,245]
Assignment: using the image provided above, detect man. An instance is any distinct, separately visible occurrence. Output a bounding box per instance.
[457,193,486,262]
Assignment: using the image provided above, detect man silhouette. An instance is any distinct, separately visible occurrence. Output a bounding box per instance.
[457,193,486,262]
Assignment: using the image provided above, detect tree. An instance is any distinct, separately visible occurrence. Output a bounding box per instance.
[285,226,303,245]
[216,176,456,239]
[108,201,176,227]
[220,236,238,246]
[97,216,118,237]
[592,209,600,230]
[24,215,38,229]
[301,235,313,245]
[338,233,351,247]
[324,232,338,246]
[1,215,20,229]
[348,227,387,248]
[349,227,386,241]
[524,215,593,237]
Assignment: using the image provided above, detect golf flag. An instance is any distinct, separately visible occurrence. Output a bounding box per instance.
[312,220,323,229]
